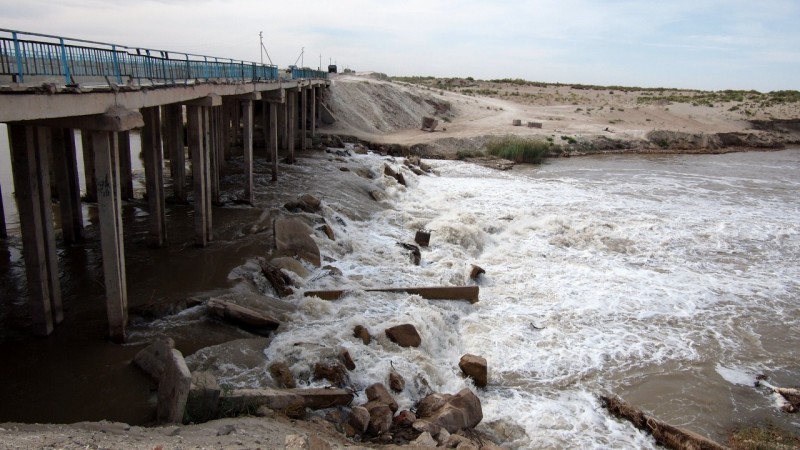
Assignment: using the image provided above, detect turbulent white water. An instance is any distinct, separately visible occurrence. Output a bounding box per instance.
[245,149,799,448]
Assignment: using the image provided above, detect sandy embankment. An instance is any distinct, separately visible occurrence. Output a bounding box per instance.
[321,72,800,158]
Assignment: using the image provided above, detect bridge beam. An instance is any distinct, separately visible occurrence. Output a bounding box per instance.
[8,124,64,336]
[141,107,167,247]
[50,128,84,244]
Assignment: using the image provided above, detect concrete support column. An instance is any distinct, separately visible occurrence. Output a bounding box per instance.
[286,90,296,164]
[277,98,287,153]
[207,106,220,204]
[261,100,269,162]
[141,107,167,247]
[242,99,254,205]
[300,87,308,151]
[269,102,278,182]
[163,104,186,202]
[316,86,322,125]
[8,124,63,335]
[117,131,134,200]
[0,183,6,238]
[232,100,241,151]
[50,128,84,244]
[91,130,128,343]
[310,87,317,139]
[81,131,97,202]
[187,105,212,247]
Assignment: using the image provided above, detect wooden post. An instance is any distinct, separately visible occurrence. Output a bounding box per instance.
[269,102,278,182]
[117,131,134,200]
[187,105,211,246]
[141,107,167,247]
[92,130,128,343]
[50,128,84,244]
[287,90,296,164]
[242,99,254,205]
[8,124,63,335]
[300,87,308,151]
[81,130,97,202]
[163,104,186,202]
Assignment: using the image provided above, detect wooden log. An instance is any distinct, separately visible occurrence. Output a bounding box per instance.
[599,395,728,450]
[305,286,479,304]
[260,262,295,297]
[206,298,281,329]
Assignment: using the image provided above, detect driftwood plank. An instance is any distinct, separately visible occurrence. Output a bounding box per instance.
[304,286,479,304]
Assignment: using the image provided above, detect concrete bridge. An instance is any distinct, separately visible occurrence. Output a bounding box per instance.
[0,29,330,342]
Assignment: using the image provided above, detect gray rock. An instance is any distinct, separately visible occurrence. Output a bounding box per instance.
[366,383,398,412]
[385,324,422,348]
[459,354,488,388]
[156,349,192,424]
[349,406,370,434]
[133,338,175,381]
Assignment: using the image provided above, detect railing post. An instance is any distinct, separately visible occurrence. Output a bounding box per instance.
[111,45,122,83]
[58,38,72,84]
[11,31,24,83]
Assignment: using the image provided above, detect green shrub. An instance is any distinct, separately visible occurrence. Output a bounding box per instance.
[456,149,484,160]
[485,137,552,164]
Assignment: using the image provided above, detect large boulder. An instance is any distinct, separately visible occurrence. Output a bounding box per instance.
[366,383,398,412]
[156,349,192,424]
[133,337,175,381]
[353,325,371,345]
[459,354,488,388]
[184,371,220,423]
[349,405,370,435]
[274,217,321,267]
[389,371,406,392]
[314,361,349,387]
[269,361,296,389]
[284,194,322,213]
[364,401,393,435]
[414,388,483,434]
[385,324,422,348]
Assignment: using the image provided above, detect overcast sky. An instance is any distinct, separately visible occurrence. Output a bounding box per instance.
[3,0,799,91]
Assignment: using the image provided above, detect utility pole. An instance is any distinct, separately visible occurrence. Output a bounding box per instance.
[259,31,263,64]
[301,47,304,68]
[319,53,322,71]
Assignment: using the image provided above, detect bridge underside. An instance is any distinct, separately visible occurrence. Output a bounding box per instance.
[1,79,327,342]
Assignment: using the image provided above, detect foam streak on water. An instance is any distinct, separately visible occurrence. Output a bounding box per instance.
[264,150,800,448]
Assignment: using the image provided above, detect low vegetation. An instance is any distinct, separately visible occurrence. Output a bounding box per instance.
[728,423,800,449]
[485,136,555,164]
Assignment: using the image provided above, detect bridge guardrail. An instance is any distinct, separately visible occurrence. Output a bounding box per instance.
[290,67,329,81]
[0,29,284,85]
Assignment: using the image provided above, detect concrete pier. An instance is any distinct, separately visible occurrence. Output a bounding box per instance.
[162,104,186,202]
[242,98,255,205]
[80,131,97,202]
[50,128,84,244]
[286,89,297,164]
[0,183,6,239]
[301,87,308,151]
[8,124,64,335]
[141,107,168,247]
[118,131,134,200]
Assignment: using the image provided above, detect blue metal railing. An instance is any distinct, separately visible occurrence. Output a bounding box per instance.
[0,29,329,85]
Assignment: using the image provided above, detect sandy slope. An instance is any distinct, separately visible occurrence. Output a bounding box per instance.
[321,73,799,158]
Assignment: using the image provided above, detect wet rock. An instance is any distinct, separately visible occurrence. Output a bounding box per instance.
[338,348,356,371]
[393,410,416,427]
[389,371,406,392]
[385,324,422,348]
[415,230,431,247]
[316,223,335,241]
[185,371,221,423]
[436,428,450,446]
[349,405,370,435]
[206,298,281,333]
[321,265,343,277]
[414,431,438,447]
[156,349,193,424]
[469,265,485,280]
[459,354,488,388]
[353,325,372,345]
[274,217,321,267]
[365,401,393,435]
[270,257,310,278]
[133,337,175,381]
[185,338,272,389]
[369,189,387,202]
[398,242,421,265]
[284,194,322,213]
[260,262,296,297]
[415,388,483,434]
[366,383,398,412]
[314,361,349,387]
[269,362,296,389]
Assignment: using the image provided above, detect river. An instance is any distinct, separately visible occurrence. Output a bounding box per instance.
[0,126,798,446]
